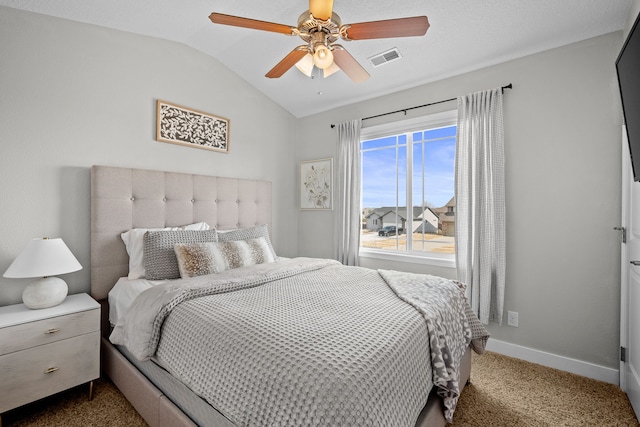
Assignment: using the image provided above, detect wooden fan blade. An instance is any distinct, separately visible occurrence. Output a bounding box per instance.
[343,16,429,40]
[332,46,370,83]
[209,13,296,35]
[309,0,334,21]
[266,46,309,78]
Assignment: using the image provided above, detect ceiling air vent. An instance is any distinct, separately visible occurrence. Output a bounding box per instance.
[368,48,402,67]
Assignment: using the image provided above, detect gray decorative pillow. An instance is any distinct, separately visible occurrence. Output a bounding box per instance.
[144,229,218,280]
[121,221,210,280]
[174,237,276,278]
[216,224,276,259]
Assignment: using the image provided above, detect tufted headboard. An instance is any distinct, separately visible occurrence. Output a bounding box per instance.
[90,165,272,301]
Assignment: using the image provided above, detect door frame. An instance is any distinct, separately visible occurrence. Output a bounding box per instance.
[621,126,630,389]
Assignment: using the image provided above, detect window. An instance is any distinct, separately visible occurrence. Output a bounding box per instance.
[360,110,457,266]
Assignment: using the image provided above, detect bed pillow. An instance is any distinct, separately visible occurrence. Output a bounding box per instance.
[121,222,210,279]
[174,237,276,278]
[144,229,218,280]
[216,224,276,259]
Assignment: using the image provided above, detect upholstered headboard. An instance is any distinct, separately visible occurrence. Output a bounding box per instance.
[90,165,272,301]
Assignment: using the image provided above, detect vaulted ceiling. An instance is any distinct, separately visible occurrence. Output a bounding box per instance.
[0,0,631,117]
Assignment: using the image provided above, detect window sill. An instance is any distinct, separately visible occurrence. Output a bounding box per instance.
[359,248,456,269]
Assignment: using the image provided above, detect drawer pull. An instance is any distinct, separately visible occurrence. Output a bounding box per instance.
[44,328,60,334]
[44,367,59,374]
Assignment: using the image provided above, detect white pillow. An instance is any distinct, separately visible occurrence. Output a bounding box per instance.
[121,221,209,279]
[108,276,167,326]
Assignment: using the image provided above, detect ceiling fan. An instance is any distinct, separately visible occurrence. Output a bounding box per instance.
[209,0,429,83]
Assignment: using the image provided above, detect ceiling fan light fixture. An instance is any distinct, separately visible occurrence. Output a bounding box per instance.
[295,53,315,77]
[296,52,339,79]
[209,5,429,84]
[313,45,334,69]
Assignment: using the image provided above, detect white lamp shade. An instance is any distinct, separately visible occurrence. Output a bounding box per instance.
[313,45,334,70]
[295,53,315,77]
[4,238,81,310]
[4,237,82,278]
[296,53,340,79]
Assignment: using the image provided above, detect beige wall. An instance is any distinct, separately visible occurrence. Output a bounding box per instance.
[296,32,624,370]
[0,4,632,374]
[0,7,299,305]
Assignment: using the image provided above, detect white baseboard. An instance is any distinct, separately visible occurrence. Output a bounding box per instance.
[486,339,619,385]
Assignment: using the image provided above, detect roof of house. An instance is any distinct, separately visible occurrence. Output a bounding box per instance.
[413,221,439,234]
[416,206,439,220]
[366,206,447,223]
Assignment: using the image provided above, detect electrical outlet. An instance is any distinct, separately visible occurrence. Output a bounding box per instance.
[507,311,519,327]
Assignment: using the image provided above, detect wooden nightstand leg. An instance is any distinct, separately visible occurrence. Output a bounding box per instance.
[88,380,94,401]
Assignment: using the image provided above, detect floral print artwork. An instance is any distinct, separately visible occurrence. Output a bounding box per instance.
[300,159,332,209]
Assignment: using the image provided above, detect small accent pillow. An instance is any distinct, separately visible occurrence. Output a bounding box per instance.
[174,237,276,278]
[144,229,218,280]
[216,224,276,259]
[121,222,210,279]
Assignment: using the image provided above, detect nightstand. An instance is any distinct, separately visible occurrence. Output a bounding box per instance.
[0,293,100,419]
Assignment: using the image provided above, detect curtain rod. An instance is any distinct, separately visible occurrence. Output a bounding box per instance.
[330,83,512,128]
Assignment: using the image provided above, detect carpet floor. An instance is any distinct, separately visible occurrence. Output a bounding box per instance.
[2,351,638,426]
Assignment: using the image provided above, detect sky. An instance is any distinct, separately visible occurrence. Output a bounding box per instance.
[361,125,456,209]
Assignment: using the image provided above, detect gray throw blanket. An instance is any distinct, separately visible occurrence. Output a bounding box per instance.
[111,258,488,426]
[379,270,489,421]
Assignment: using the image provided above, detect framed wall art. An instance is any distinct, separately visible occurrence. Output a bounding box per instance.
[300,158,333,210]
[156,100,230,153]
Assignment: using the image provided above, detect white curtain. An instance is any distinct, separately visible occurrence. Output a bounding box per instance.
[334,120,362,266]
[455,88,506,325]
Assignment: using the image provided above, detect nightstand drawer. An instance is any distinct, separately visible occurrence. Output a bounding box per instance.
[0,308,99,355]
[0,331,100,413]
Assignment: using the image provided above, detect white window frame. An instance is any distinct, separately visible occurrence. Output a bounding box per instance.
[359,110,457,268]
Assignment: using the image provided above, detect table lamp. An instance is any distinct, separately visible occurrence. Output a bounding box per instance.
[3,237,82,309]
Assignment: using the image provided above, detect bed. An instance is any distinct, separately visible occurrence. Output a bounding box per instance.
[90,165,488,427]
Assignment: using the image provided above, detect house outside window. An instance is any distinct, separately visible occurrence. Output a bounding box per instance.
[360,110,457,267]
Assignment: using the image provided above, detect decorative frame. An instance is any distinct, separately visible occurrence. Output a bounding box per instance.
[300,158,333,210]
[156,100,230,153]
